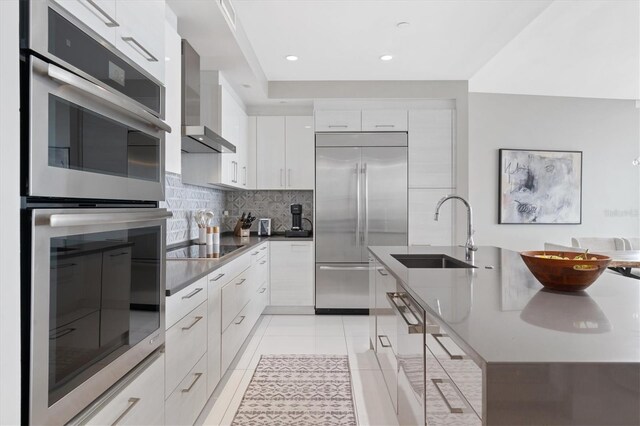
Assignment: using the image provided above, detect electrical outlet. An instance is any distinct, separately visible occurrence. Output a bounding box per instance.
[223,210,229,217]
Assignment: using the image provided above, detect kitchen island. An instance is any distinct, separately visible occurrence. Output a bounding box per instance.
[368,245,640,426]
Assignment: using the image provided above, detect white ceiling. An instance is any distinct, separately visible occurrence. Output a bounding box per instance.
[468,0,640,100]
[232,0,553,81]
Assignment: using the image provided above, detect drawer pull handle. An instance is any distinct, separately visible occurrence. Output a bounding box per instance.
[235,278,247,286]
[259,260,267,265]
[111,397,140,425]
[377,269,389,276]
[181,316,203,331]
[210,273,225,281]
[86,0,119,28]
[121,36,158,62]
[235,315,246,325]
[378,335,391,348]
[431,378,472,414]
[109,251,129,258]
[433,334,464,360]
[181,372,203,393]
[328,125,348,128]
[251,251,259,255]
[375,124,395,128]
[386,292,424,334]
[50,328,76,340]
[182,287,203,299]
[51,262,77,270]
[260,246,267,250]
[259,288,267,294]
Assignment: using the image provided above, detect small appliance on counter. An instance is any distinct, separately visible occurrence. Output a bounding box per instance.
[285,204,312,238]
[258,218,272,236]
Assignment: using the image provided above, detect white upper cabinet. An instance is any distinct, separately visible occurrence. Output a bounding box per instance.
[408,109,454,188]
[256,116,314,190]
[114,0,165,83]
[256,117,286,189]
[315,110,361,132]
[362,109,408,131]
[53,0,118,45]
[246,116,257,189]
[284,116,314,190]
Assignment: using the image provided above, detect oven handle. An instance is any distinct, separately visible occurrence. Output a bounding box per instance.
[47,211,172,228]
[45,62,171,133]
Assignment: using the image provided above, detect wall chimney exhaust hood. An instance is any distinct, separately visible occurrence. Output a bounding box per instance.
[181,40,236,154]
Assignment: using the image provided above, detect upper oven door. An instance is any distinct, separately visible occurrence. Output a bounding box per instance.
[29,208,170,425]
[27,0,165,118]
[29,55,166,201]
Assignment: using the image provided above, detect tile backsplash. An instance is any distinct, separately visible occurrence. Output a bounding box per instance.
[224,190,313,233]
[161,172,225,245]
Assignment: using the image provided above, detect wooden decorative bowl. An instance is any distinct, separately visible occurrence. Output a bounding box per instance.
[520,251,612,292]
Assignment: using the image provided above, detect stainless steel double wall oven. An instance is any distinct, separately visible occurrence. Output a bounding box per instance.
[21,1,171,424]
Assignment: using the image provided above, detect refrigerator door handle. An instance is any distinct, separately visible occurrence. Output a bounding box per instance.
[363,162,368,247]
[355,163,361,247]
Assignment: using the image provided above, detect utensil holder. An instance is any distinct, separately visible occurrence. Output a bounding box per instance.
[238,228,250,237]
[198,228,207,244]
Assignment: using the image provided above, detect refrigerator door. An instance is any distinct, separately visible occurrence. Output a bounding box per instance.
[316,147,362,262]
[316,263,370,310]
[362,147,408,258]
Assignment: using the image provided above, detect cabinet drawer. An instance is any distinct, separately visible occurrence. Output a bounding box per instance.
[221,299,254,372]
[207,273,222,396]
[221,269,252,331]
[426,346,480,425]
[362,109,408,131]
[166,276,207,330]
[426,334,482,418]
[165,354,208,426]
[165,302,207,397]
[211,253,251,289]
[315,110,361,132]
[84,352,164,425]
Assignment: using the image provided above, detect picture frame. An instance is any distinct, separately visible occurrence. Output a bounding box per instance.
[499,149,582,224]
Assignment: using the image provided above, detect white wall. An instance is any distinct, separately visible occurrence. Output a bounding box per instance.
[0,0,22,424]
[469,93,640,251]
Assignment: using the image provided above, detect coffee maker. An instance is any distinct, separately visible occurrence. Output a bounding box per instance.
[285,203,311,238]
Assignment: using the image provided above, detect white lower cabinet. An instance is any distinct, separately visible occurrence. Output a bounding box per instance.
[221,298,254,372]
[270,241,314,306]
[165,301,208,397]
[165,355,208,426]
[207,274,222,395]
[84,352,164,425]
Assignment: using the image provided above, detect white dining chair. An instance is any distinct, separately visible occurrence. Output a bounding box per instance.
[622,237,640,250]
[544,242,581,252]
[570,237,626,251]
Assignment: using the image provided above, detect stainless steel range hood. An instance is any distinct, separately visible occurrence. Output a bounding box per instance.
[181,40,236,154]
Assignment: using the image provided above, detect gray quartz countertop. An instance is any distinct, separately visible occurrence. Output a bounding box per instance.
[368,245,640,364]
[166,233,313,296]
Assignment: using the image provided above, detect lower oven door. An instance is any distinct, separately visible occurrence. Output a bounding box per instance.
[29,208,170,425]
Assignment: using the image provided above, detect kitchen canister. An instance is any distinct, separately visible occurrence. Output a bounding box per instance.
[198,228,207,244]
[212,226,220,245]
[206,227,214,245]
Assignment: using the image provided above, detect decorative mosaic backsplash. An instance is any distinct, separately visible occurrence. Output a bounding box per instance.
[224,190,314,233]
[161,172,226,245]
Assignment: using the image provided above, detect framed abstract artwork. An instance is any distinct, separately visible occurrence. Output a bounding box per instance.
[499,149,582,224]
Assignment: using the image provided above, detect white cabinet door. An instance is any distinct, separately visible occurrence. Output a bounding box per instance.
[220,86,239,187]
[207,274,222,396]
[164,354,208,426]
[238,111,249,188]
[114,0,165,83]
[256,116,286,189]
[164,20,181,174]
[285,116,314,190]
[315,110,361,132]
[362,109,408,131]
[270,241,314,306]
[408,110,454,188]
[246,116,257,189]
[85,353,164,425]
[54,0,117,45]
[409,189,454,246]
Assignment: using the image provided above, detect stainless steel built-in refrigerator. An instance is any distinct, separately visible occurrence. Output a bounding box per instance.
[315,133,408,313]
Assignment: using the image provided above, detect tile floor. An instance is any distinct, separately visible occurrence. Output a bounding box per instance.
[196,315,399,426]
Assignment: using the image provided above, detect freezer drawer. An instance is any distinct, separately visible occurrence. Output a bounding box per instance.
[315,263,370,310]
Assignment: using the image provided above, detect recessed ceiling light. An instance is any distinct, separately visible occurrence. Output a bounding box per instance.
[304,126,311,129]
[285,55,299,61]
[379,54,393,61]
[165,56,171,61]
[396,22,410,29]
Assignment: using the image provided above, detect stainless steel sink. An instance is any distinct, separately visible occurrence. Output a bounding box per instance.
[391,254,476,269]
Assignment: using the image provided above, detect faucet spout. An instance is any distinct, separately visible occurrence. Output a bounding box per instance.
[434,195,477,257]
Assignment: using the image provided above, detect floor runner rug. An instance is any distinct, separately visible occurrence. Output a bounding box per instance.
[231,354,357,425]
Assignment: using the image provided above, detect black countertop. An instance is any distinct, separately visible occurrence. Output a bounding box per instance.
[165,232,313,296]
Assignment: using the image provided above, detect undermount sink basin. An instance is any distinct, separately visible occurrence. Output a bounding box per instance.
[391,254,476,269]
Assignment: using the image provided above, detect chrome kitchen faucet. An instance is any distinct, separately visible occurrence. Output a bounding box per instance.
[434,195,477,260]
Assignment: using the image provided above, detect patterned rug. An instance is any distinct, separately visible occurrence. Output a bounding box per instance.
[231,355,357,425]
